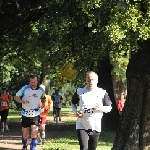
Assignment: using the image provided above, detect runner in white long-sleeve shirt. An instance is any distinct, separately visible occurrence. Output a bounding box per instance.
[71,71,112,150]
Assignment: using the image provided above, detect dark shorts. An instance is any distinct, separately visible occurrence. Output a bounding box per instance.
[0,109,9,122]
[54,107,61,117]
[22,115,40,128]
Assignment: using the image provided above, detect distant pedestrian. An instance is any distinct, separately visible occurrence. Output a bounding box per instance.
[51,89,63,125]
[0,87,12,133]
[51,88,62,121]
[117,93,126,114]
[37,84,52,145]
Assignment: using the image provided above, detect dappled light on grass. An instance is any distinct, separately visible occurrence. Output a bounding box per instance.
[7,107,115,150]
[42,138,79,150]
[64,119,76,125]
[7,109,21,122]
[42,129,115,150]
[42,107,115,150]
[100,130,116,143]
[7,116,21,122]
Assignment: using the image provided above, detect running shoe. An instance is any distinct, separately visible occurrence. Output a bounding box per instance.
[41,131,45,139]
[5,125,9,130]
[37,139,42,145]
[22,145,27,150]
[1,128,4,133]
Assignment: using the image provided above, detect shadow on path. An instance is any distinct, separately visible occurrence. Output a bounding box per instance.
[0,116,76,150]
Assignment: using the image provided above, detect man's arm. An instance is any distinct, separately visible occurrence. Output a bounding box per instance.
[14,96,29,104]
[101,92,112,113]
[103,92,112,106]
[47,96,51,111]
[71,91,80,114]
[0,93,3,101]
[41,96,46,108]
[8,94,12,101]
[48,96,52,106]
[51,96,54,101]
[60,96,64,103]
[48,96,52,104]
[71,91,79,104]
[14,86,29,104]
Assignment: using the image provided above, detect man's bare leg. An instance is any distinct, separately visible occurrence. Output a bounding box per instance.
[22,127,30,149]
[30,125,38,150]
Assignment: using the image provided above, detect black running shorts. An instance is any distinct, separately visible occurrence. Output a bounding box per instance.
[21,115,40,128]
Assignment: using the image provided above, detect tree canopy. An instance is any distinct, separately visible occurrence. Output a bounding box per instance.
[1,0,149,90]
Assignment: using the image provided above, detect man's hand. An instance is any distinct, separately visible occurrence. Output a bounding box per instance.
[22,100,30,104]
[76,110,83,118]
[44,106,50,112]
[40,108,44,113]
[94,103,102,111]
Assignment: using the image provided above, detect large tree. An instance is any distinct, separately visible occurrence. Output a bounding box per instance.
[112,39,150,150]
[109,0,150,149]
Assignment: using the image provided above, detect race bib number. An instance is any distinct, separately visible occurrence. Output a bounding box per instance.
[83,107,94,114]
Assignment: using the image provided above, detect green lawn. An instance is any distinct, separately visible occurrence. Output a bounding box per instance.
[42,106,116,150]
[49,105,75,116]
[7,109,21,121]
[42,119,115,150]
[7,107,116,150]
[42,127,115,150]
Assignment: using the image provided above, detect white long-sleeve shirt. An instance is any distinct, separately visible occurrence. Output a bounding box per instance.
[71,86,112,132]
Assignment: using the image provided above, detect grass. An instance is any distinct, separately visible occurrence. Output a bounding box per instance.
[42,119,115,150]
[49,106,75,116]
[7,109,21,121]
[7,107,116,150]
[42,106,116,150]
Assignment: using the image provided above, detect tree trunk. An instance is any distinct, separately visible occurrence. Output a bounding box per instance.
[112,73,126,102]
[42,74,50,95]
[98,56,120,129]
[112,39,150,150]
[40,62,51,95]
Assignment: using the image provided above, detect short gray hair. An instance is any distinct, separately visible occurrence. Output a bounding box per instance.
[86,71,98,79]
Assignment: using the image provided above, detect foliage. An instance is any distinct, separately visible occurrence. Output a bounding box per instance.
[106,0,150,51]
[0,0,110,87]
[110,50,130,81]
[1,0,150,93]
[61,83,76,104]
[56,63,77,87]
[10,100,17,109]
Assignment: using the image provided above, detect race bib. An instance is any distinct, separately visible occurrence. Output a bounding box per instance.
[1,102,7,106]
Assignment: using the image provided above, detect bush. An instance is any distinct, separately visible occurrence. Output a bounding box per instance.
[10,100,17,109]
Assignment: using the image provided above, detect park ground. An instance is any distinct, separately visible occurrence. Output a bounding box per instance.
[0,116,73,150]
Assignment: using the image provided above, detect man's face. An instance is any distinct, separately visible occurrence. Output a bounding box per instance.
[3,89,6,94]
[29,77,38,89]
[86,73,98,90]
[55,90,59,95]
